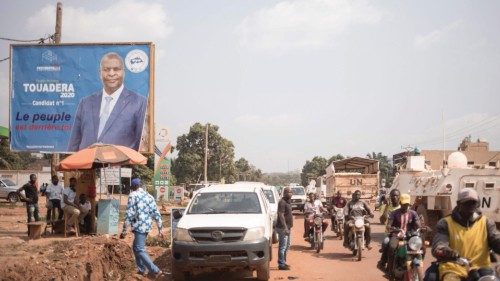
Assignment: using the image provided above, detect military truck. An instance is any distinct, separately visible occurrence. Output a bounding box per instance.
[324,157,380,201]
[390,151,500,235]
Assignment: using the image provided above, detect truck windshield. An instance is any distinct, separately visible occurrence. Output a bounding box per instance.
[188,192,262,214]
[291,187,305,195]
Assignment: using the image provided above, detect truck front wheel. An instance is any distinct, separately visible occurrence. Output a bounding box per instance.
[256,260,270,281]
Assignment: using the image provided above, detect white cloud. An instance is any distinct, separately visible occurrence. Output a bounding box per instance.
[26,0,172,45]
[237,0,382,52]
[414,20,462,50]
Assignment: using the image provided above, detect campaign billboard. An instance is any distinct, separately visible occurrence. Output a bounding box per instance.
[9,43,155,153]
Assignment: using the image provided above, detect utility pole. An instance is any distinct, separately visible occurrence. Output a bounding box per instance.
[51,2,62,176]
[442,111,446,168]
[204,124,209,184]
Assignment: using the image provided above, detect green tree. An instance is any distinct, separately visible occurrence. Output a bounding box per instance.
[261,172,301,186]
[131,154,154,185]
[366,152,394,187]
[235,157,262,181]
[172,123,236,184]
[0,139,32,169]
[328,154,345,164]
[300,156,328,186]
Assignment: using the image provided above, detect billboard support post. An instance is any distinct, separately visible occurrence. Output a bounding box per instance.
[51,2,62,177]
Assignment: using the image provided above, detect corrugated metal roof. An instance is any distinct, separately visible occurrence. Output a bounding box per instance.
[332,157,379,172]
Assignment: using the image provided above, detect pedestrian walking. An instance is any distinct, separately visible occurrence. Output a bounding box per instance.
[276,187,293,270]
[120,178,165,278]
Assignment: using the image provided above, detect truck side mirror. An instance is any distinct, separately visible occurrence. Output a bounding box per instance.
[173,209,183,220]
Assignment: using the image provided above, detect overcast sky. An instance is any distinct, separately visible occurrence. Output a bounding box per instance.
[1,0,499,172]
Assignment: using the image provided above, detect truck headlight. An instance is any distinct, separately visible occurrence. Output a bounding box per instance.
[174,228,195,242]
[243,227,265,241]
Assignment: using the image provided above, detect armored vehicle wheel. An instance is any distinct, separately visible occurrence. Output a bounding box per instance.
[416,205,441,241]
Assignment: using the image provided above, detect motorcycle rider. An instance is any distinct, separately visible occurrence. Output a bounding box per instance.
[329,190,347,231]
[303,192,328,238]
[383,194,422,276]
[343,190,374,250]
[432,188,500,281]
[377,189,402,271]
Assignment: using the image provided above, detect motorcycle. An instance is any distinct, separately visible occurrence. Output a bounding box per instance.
[389,228,425,281]
[333,206,344,240]
[426,256,498,281]
[306,212,326,253]
[347,215,369,261]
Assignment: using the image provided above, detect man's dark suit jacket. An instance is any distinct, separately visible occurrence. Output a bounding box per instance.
[68,88,147,151]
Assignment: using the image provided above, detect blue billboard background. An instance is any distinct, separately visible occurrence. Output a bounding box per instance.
[10,43,151,152]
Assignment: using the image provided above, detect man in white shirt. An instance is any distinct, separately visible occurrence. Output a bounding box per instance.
[62,177,80,232]
[46,175,64,221]
[303,193,328,238]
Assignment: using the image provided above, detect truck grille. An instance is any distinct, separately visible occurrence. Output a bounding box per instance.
[291,199,302,203]
[190,250,248,258]
[189,227,246,243]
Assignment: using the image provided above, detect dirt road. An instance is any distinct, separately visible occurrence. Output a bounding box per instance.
[186,211,433,281]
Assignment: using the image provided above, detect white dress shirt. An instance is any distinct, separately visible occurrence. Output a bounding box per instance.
[100,84,124,118]
[46,183,64,200]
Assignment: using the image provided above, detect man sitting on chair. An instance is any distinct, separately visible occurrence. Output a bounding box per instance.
[62,178,80,233]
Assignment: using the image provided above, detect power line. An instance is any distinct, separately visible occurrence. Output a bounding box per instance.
[414,120,500,148]
[0,35,54,43]
[0,57,9,62]
[412,113,500,147]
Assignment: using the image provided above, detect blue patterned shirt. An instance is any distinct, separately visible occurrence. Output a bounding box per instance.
[123,188,162,234]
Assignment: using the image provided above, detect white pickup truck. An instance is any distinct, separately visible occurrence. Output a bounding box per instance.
[171,184,274,281]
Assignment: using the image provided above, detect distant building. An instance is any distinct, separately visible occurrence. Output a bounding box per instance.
[393,137,500,170]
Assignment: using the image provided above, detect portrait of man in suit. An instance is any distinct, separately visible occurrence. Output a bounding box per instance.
[68,52,147,151]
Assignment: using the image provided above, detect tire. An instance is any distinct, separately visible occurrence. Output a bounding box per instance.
[380,213,387,225]
[7,192,19,203]
[172,266,186,281]
[315,232,321,253]
[256,260,270,281]
[339,226,344,240]
[356,236,363,261]
[269,243,273,261]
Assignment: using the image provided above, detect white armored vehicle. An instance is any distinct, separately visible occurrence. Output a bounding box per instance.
[390,151,500,234]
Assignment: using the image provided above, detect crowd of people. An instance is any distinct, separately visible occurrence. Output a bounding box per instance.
[13,176,500,280]
[17,174,93,234]
[276,186,500,281]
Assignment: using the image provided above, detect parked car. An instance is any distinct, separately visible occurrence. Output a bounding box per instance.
[261,185,279,225]
[171,184,273,281]
[290,185,307,212]
[0,178,21,203]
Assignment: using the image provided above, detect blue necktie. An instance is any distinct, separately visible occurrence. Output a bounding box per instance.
[98,96,113,138]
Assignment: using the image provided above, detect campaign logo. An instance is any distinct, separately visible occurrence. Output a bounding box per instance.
[37,50,60,72]
[42,50,58,63]
[125,49,148,73]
